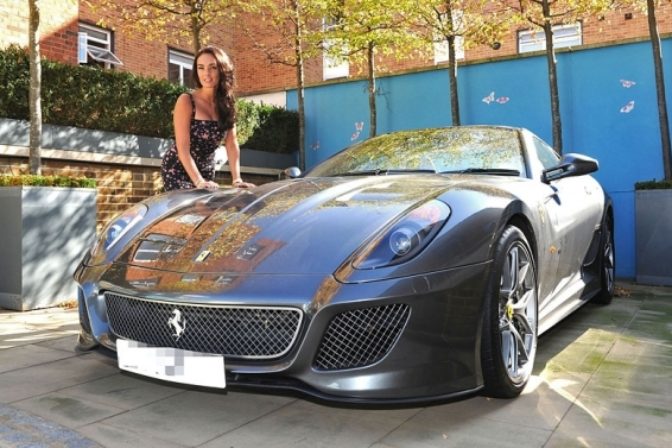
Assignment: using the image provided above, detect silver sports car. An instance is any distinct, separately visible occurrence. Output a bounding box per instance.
[75,125,614,403]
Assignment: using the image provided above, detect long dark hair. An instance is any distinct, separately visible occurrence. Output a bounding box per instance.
[191,45,236,130]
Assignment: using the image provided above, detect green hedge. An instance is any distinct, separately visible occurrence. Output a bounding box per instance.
[635,179,672,190]
[0,174,96,188]
[0,45,298,153]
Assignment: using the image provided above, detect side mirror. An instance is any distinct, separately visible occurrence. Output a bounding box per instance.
[281,166,302,179]
[542,153,598,183]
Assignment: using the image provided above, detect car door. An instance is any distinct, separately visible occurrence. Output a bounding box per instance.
[525,133,603,308]
[547,175,603,284]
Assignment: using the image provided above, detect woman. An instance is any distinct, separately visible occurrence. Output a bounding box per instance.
[161,45,254,191]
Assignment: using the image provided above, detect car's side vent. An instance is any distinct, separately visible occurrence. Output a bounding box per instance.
[78,296,92,334]
[313,303,410,371]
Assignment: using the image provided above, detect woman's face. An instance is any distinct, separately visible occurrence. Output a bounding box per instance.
[196,52,219,88]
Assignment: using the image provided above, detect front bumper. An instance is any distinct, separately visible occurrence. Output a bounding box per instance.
[75,260,491,403]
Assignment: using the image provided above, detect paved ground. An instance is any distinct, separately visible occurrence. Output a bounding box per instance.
[0,282,670,448]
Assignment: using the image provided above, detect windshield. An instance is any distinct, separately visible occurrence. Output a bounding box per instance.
[307,127,526,178]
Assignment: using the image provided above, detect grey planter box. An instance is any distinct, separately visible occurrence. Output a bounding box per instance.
[635,189,672,286]
[0,187,97,310]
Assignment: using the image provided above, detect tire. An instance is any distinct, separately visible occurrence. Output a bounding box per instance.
[592,214,615,305]
[481,225,538,398]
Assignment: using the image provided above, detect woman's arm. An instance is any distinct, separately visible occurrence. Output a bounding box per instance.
[173,94,218,189]
[225,125,255,188]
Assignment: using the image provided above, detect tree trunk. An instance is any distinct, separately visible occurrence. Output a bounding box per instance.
[445,2,460,126]
[447,34,460,126]
[647,0,672,180]
[367,42,377,138]
[191,14,201,53]
[28,0,42,175]
[542,0,562,153]
[293,1,306,170]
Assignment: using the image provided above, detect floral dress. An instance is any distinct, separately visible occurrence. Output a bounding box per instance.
[161,93,227,191]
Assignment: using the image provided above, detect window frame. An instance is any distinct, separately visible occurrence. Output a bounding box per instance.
[168,48,195,87]
[78,22,122,68]
[322,16,349,81]
[518,22,582,54]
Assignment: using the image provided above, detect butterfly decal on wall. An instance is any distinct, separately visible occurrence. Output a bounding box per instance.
[620,100,635,114]
[482,91,510,105]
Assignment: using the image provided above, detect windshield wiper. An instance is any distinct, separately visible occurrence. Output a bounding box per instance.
[331,168,437,177]
[440,168,521,176]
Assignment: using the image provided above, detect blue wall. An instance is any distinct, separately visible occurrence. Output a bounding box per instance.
[287,39,672,279]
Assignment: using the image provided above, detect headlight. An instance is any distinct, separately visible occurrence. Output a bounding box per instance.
[354,199,450,269]
[90,202,148,260]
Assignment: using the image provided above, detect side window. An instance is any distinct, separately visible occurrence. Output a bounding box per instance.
[168,49,194,87]
[78,23,122,68]
[532,135,561,169]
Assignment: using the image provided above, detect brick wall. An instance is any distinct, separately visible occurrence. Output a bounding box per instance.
[229,10,300,93]
[0,156,276,231]
[0,0,78,64]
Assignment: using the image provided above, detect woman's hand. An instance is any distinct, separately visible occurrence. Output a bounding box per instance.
[195,180,220,189]
[232,179,255,189]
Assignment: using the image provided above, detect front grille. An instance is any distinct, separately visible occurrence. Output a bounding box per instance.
[105,292,302,359]
[313,303,410,371]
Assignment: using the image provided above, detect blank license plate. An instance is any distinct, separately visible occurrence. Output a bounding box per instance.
[116,339,226,389]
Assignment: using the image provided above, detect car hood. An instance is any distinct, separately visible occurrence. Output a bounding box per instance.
[118,176,460,276]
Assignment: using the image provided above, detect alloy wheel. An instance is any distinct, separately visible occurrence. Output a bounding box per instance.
[499,242,538,385]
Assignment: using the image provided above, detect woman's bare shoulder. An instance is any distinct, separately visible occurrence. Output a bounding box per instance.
[174,93,193,113]
[176,92,193,104]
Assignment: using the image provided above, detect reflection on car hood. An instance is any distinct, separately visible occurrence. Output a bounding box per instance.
[119,176,461,275]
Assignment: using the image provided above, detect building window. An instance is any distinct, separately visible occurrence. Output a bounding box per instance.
[78,23,122,68]
[323,15,348,80]
[323,40,349,80]
[518,23,582,53]
[168,49,194,87]
[433,11,465,64]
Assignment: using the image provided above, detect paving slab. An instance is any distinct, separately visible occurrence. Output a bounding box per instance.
[36,334,81,353]
[77,422,188,448]
[0,355,119,403]
[0,307,80,350]
[57,373,185,411]
[378,401,552,448]
[96,390,295,447]
[0,403,101,448]
[0,343,79,374]
[12,392,126,429]
[200,398,422,448]
[546,391,671,448]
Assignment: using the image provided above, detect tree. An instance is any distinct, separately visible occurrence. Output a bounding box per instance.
[503,0,616,153]
[28,0,42,175]
[91,0,238,54]
[411,1,509,126]
[643,0,671,180]
[241,1,332,170]
[325,0,426,138]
